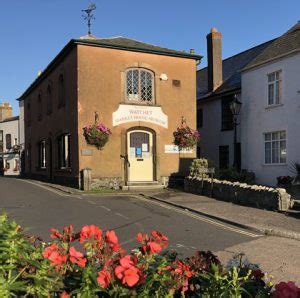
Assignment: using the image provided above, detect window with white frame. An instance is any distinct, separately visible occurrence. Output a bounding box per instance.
[264,131,286,164]
[267,70,282,105]
[58,134,70,168]
[126,68,154,103]
[39,141,46,168]
[0,130,3,152]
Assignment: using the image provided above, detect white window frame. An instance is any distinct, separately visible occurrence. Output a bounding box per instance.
[58,134,70,169]
[39,141,46,169]
[267,70,282,106]
[264,131,286,165]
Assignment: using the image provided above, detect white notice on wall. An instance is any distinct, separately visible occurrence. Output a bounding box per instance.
[164,145,193,154]
[142,143,148,152]
[112,104,168,128]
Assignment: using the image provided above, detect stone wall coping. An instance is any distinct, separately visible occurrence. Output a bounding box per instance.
[187,176,285,194]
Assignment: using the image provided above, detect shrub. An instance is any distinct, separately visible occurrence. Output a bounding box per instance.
[189,158,209,178]
[83,123,111,150]
[277,176,293,186]
[0,213,298,297]
[217,168,256,185]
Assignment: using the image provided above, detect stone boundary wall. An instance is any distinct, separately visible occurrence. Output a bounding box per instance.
[184,177,292,211]
[91,177,122,190]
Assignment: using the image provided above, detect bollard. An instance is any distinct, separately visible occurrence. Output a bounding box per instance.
[82,168,92,191]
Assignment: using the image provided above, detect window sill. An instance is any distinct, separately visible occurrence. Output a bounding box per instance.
[262,163,287,167]
[55,167,72,173]
[265,103,283,110]
[121,102,160,107]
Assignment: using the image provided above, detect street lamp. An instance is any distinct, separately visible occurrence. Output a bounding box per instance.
[230,94,242,170]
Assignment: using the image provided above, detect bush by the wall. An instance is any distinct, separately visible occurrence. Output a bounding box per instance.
[217,167,256,185]
[189,158,209,178]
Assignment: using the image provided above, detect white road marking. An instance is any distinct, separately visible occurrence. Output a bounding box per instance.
[135,195,261,238]
[120,238,137,246]
[100,205,111,212]
[115,212,129,220]
[17,179,67,197]
[88,200,96,205]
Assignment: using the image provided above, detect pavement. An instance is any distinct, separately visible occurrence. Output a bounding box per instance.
[1,177,299,283]
[143,190,300,241]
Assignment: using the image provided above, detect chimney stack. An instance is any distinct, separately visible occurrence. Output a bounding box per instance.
[207,27,223,91]
[0,102,13,121]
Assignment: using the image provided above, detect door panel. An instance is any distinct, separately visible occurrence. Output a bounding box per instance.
[127,130,153,182]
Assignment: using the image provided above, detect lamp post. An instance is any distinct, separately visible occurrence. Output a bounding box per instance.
[229,94,242,170]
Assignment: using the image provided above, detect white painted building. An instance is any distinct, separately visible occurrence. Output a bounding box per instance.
[241,22,300,186]
[197,22,300,186]
[197,28,272,171]
[0,103,21,176]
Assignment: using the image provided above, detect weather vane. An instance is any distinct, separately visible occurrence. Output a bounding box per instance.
[82,3,96,35]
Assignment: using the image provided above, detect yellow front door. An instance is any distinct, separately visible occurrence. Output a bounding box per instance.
[127,130,154,182]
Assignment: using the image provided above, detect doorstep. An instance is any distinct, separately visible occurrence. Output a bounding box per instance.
[122,181,165,191]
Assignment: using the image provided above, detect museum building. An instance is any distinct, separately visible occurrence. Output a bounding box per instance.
[18,35,201,189]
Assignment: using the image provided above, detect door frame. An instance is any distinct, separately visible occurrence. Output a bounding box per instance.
[126,127,156,183]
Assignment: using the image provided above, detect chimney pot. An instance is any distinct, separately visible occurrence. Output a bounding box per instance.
[207,27,223,91]
[190,48,195,54]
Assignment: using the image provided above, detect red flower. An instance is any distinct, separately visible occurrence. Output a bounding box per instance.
[171,260,193,293]
[60,291,70,298]
[97,270,111,288]
[43,244,67,269]
[79,224,102,243]
[273,281,300,298]
[69,246,87,268]
[115,255,140,287]
[105,230,120,251]
[151,230,169,242]
[136,231,168,255]
[136,233,143,242]
[50,228,62,239]
[148,241,162,254]
[50,225,74,242]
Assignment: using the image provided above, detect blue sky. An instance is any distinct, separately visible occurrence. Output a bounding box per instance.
[0,0,299,115]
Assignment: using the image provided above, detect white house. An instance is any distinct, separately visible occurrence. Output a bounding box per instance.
[197,28,272,171]
[0,103,21,176]
[197,22,300,186]
[241,22,300,186]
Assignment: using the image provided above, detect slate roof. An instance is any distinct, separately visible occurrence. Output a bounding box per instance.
[75,36,202,60]
[18,36,202,100]
[244,22,300,71]
[0,116,19,123]
[197,39,274,100]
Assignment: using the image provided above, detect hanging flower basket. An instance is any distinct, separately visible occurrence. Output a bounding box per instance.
[83,123,111,150]
[173,121,200,150]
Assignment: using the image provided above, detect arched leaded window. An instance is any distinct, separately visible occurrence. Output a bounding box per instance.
[126,68,154,103]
